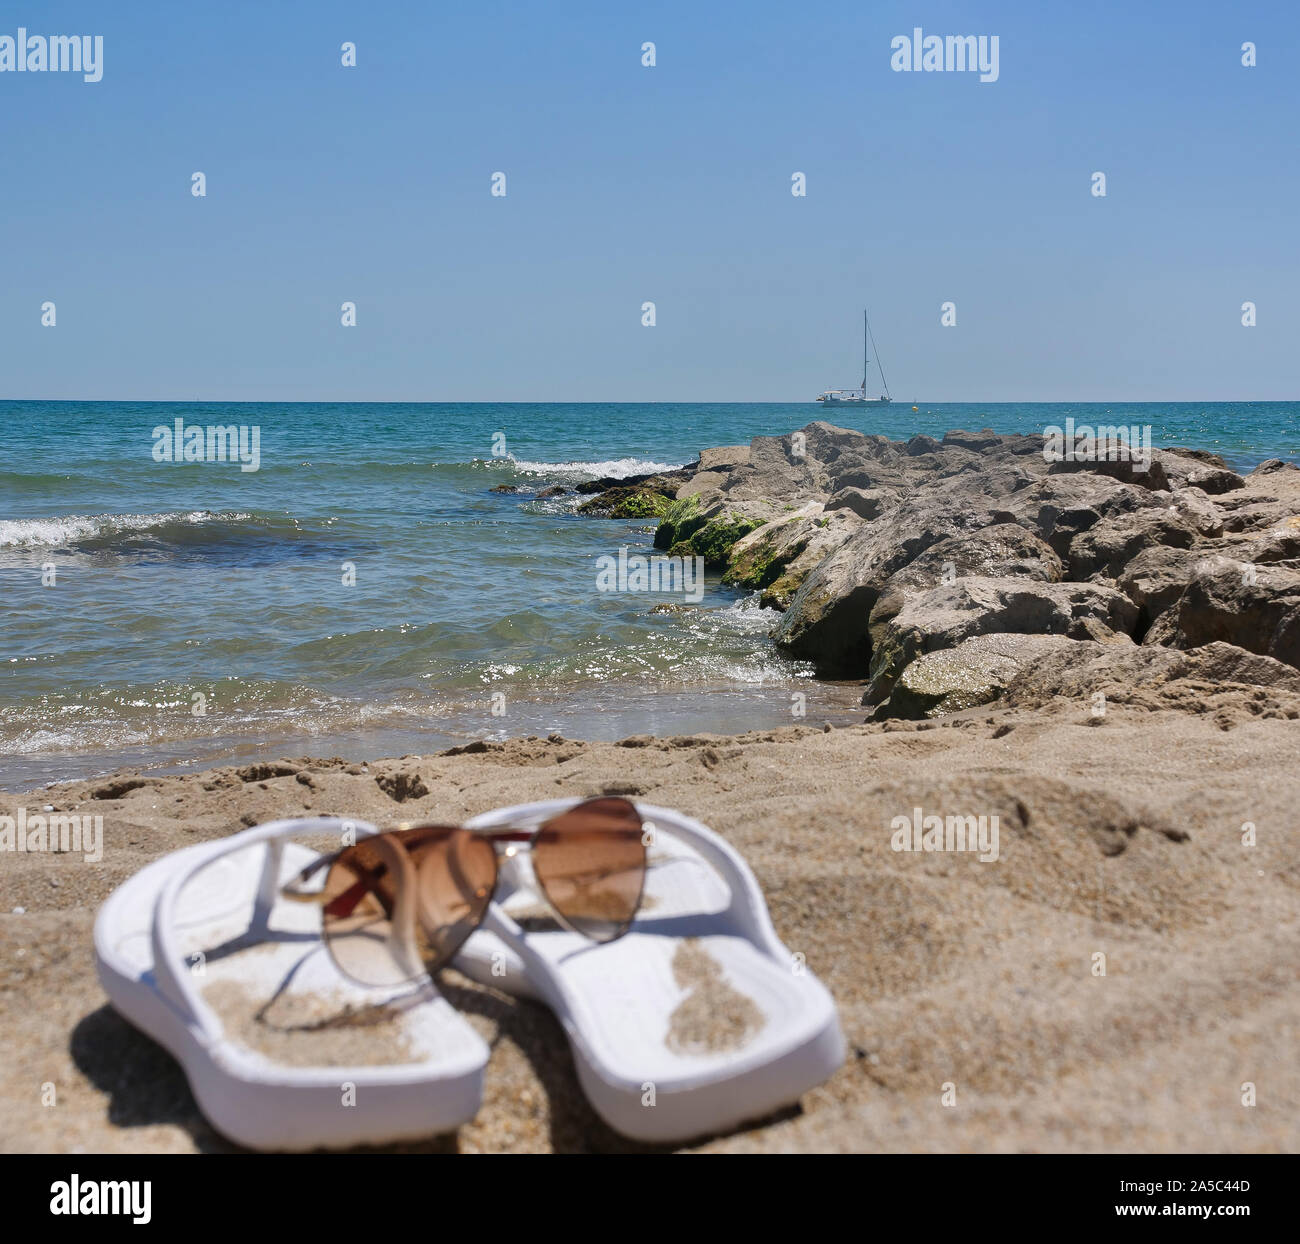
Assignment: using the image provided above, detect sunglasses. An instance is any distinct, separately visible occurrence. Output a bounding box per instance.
[280,796,647,987]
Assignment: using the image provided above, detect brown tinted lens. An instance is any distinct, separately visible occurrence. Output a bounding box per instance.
[321,828,497,987]
[403,827,497,972]
[321,833,421,987]
[532,797,646,942]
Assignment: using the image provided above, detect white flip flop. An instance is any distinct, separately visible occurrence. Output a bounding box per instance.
[93,818,489,1151]
[454,799,845,1143]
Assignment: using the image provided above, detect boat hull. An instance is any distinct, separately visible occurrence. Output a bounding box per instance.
[816,396,892,406]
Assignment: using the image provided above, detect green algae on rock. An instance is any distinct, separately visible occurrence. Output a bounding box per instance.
[654,494,705,549]
[577,485,674,519]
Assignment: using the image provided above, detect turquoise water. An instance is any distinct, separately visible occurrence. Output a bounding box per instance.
[1,401,1296,788]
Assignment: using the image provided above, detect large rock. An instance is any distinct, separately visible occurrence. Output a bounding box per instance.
[1143,562,1300,668]
[1215,466,1300,534]
[576,485,674,519]
[868,523,1064,638]
[575,421,1300,685]
[698,445,750,472]
[1167,488,1231,538]
[1247,515,1300,563]
[719,422,878,503]
[723,506,861,609]
[819,432,914,494]
[940,457,1043,498]
[1185,466,1246,494]
[1002,474,1163,558]
[574,467,689,496]
[873,633,1078,719]
[653,491,778,565]
[772,497,1013,673]
[1046,453,1170,491]
[676,471,729,500]
[1066,505,1207,580]
[1116,545,1239,632]
[1002,638,1300,710]
[905,433,945,456]
[1156,449,1245,494]
[876,634,1300,721]
[941,428,1005,453]
[864,577,1138,705]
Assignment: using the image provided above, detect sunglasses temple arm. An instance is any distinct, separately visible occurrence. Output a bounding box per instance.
[280,853,397,925]
[278,852,337,904]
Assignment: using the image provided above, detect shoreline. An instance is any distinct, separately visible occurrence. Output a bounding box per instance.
[0,677,871,793]
[6,413,1299,788]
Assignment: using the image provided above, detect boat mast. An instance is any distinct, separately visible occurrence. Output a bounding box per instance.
[862,310,868,394]
[864,309,890,400]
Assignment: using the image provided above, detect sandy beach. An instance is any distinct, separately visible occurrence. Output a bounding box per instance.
[4,677,1299,1153]
[6,423,1300,1154]
[7,2,1300,1187]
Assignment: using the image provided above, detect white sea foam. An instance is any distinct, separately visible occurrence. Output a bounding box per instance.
[508,456,683,480]
[713,592,781,631]
[0,510,247,548]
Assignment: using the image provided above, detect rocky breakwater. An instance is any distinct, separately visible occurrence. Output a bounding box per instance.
[578,422,1300,721]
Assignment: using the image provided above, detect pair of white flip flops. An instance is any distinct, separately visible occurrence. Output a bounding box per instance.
[94,798,844,1149]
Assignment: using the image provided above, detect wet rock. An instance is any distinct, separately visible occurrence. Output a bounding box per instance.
[576,486,674,519]
[654,492,774,566]
[723,506,861,609]
[375,770,429,802]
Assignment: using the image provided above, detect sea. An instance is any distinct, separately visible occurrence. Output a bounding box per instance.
[2,400,1296,789]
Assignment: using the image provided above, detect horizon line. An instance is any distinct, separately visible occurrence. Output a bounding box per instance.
[2,396,1297,406]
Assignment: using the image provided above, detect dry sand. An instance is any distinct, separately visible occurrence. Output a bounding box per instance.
[2,691,1299,1153]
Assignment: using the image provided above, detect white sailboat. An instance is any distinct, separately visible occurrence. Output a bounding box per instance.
[816,310,892,406]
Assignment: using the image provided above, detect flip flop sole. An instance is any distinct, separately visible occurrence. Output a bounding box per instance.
[94,827,487,1150]
[455,799,845,1143]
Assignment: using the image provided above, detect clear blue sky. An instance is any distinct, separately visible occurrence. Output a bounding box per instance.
[1,0,1296,401]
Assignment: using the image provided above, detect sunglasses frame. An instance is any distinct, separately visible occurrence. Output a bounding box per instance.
[279,797,648,983]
